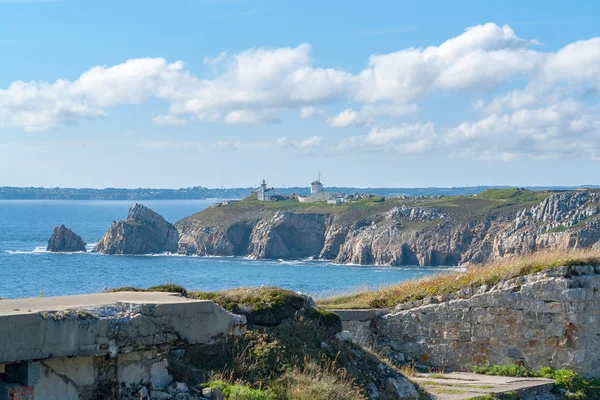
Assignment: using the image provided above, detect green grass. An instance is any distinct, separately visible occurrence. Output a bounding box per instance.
[189,287,305,313]
[477,188,546,202]
[205,380,276,400]
[167,298,367,400]
[472,363,600,399]
[108,283,186,295]
[319,249,600,309]
[548,225,568,233]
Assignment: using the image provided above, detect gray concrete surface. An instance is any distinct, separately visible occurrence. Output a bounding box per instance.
[412,372,555,400]
[0,292,246,364]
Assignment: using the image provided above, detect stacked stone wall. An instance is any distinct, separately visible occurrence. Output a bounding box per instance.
[341,266,600,377]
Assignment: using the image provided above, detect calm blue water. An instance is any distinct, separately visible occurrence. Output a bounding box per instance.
[0,200,458,299]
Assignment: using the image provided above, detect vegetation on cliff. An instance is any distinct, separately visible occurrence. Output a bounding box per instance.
[178,188,591,266]
[176,288,418,399]
[319,249,600,309]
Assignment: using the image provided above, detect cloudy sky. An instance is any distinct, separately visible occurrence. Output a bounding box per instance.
[1,0,599,188]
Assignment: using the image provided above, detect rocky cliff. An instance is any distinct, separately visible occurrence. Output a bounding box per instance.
[47,224,87,252]
[175,189,600,265]
[94,204,179,255]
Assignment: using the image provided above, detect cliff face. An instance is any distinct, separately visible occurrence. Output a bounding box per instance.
[94,204,179,255]
[47,224,87,252]
[175,190,600,266]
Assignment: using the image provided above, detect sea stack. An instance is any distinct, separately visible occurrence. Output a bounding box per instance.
[94,203,179,255]
[47,224,87,252]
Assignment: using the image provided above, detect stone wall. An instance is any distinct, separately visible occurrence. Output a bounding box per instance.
[339,266,600,377]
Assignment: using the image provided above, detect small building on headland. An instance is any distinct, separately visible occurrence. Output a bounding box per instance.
[256,179,274,201]
[298,174,344,203]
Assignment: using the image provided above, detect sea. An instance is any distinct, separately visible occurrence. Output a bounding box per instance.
[0,200,459,299]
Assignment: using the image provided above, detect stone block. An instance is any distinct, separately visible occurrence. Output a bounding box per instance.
[573,265,594,276]
[506,348,523,359]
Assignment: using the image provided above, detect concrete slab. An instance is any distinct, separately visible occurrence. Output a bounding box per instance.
[0,292,194,316]
[411,372,555,400]
[0,292,246,364]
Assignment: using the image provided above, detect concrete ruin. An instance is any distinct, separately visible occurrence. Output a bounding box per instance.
[0,292,245,400]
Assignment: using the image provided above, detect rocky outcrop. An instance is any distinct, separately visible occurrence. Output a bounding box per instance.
[247,211,328,259]
[94,204,178,255]
[177,190,600,265]
[46,224,87,252]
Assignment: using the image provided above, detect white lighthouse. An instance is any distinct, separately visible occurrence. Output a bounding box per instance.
[310,173,323,195]
[298,173,344,203]
[257,179,274,201]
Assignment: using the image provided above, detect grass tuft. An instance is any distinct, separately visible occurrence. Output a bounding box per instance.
[189,287,304,313]
[319,249,600,309]
[107,283,187,295]
[472,363,600,398]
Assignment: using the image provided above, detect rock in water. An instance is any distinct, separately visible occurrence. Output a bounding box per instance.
[47,224,87,252]
[94,204,179,255]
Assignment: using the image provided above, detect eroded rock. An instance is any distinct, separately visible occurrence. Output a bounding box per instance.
[94,204,179,255]
[47,224,87,252]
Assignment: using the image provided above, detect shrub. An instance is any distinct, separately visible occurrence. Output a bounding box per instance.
[270,358,365,400]
[206,380,276,400]
[471,363,533,377]
[471,363,600,399]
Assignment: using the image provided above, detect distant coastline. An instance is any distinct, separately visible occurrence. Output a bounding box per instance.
[1,185,598,201]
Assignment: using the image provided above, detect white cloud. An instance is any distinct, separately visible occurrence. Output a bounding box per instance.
[152,114,187,126]
[297,135,323,149]
[137,135,324,153]
[446,100,600,160]
[328,109,365,127]
[1,21,598,154]
[327,104,418,127]
[299,106,324,118]
[335,122,437,154]
[223,109,278,124]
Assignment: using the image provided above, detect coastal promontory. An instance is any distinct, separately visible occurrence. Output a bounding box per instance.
[175,189,600,265]
[94,203,179,255]
[46,224,87,252]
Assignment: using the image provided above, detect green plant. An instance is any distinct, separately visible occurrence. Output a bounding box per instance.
[471,363,600,399]
[549,225,567,233]
[472,363,534,377]
[108,283,186,295]
[206,380,276,400]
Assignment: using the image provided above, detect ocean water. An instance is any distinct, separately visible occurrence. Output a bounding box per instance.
[0,200,458,299]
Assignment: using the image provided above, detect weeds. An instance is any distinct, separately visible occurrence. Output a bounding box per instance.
[319,249,600,309]
[472,363,600,398]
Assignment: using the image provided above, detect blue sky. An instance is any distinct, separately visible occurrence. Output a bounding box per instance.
[0,0,599,188]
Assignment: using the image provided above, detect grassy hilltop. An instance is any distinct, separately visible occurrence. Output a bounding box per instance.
[180,188,552,227]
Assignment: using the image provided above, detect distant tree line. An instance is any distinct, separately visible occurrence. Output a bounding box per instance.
[0,185,597,201]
